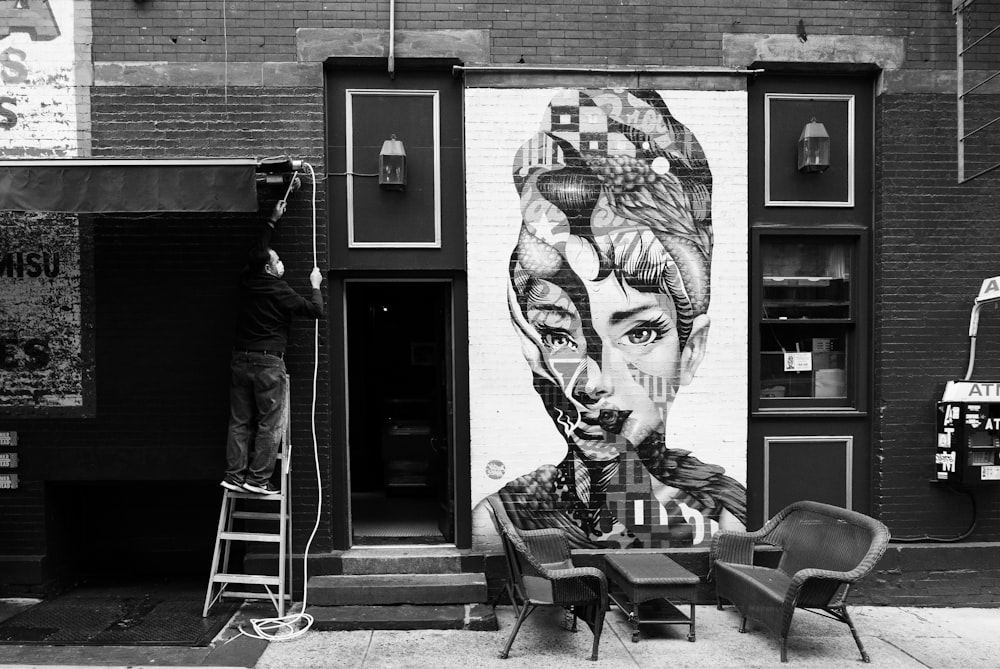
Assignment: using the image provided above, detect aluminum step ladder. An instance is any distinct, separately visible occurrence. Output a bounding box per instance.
[203,378,293,618]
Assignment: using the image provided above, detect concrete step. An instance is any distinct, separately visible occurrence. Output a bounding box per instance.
[340,548,470,575]
[307,572,488,606]
[307,603,498,631]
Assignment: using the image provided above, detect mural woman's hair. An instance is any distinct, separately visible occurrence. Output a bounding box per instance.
[510,89,714,350]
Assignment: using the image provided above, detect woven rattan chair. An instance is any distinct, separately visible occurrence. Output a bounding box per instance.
[710,500,890,663]
[485,494,608,661]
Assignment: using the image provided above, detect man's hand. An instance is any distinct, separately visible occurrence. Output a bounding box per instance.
[309,267,323,289]
[270,200,287,225]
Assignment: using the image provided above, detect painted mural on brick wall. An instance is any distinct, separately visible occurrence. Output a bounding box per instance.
[1,0,91,413]
[469,89,748,549]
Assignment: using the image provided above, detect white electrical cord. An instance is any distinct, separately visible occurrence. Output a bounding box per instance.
[239,161,322,641]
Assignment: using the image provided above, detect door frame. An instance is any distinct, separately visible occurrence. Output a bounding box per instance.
[328,272,470,550]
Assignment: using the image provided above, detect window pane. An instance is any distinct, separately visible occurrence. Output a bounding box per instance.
[760,324,848,399]
[762,239,852,319]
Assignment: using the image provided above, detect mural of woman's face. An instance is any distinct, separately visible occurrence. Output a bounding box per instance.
[518,228,710,462]
[509,89,714,464]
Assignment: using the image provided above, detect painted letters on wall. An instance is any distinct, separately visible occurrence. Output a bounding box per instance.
[468,89,748,549]
[1,1,91,413]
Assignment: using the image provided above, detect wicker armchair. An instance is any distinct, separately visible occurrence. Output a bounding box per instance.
[710,500,890,663]
[485,494,608,661]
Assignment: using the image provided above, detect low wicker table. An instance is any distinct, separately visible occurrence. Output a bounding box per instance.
[604,553,699,643]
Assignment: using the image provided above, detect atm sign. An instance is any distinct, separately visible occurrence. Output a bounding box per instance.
[977,276,1000,304]
[982,466,1000,481]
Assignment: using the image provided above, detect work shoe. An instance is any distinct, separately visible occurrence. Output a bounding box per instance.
[220,475,246,493]
[243,481,280,495]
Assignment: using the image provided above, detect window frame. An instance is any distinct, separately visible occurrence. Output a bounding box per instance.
[751,226,870,413]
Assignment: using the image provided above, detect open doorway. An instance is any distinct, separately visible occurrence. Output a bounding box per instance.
[346,280,453,545]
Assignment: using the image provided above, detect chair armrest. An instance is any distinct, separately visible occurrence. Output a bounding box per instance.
[788,562,872,591]
[522,528,572,563]
[710,530,758,566]
[783,568,856,610]
[544,565,609,607]
[544,565,607,585]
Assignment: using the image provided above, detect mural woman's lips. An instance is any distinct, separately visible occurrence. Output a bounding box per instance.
[578,408,633,435]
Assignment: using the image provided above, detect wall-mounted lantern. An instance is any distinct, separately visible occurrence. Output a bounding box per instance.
[797,118,831,173]
[379,135,406,190]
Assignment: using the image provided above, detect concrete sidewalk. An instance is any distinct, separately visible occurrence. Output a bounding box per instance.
[252,605,999,669]
[2,602,998,668]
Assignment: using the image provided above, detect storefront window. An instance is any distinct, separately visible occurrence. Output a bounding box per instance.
[757,237,855,405]
[762,241,851,319]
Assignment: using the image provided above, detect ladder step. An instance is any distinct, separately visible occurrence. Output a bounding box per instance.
[222,591,292,601]
[232,511,282,521]
[220,530,282,543]
[226,490,284,500]
[213,573,282,586]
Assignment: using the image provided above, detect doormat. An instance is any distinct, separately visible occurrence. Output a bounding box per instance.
[0,594,239,646]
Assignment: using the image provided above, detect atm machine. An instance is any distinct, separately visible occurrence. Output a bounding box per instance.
[936,276,1000,484]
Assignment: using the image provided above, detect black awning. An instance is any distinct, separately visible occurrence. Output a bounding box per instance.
[0,159,261,213]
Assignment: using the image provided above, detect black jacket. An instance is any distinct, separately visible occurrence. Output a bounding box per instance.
[233,222,323,353]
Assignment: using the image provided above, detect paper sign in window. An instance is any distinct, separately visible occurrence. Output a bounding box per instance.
[783,352,813,372]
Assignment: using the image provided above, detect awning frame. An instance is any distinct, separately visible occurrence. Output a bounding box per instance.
[0,158,293,214]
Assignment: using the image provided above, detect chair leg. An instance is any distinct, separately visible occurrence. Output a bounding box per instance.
[780,638,788,663]
[589,606,605,661]
[499,602,535,659]
[836,606,871,663]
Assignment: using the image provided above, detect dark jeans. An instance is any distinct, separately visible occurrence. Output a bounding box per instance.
[226,351,287,486]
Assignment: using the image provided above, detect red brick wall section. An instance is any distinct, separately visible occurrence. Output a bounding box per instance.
[875,92,1000,542]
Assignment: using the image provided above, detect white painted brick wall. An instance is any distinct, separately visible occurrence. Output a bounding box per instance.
[2,0,87,156]
[465,88,748,549]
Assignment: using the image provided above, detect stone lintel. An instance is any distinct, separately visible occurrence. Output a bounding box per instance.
[93,61,322,87]
[296,28,490,64]
[722,33,906,72]
[460,71,747,91]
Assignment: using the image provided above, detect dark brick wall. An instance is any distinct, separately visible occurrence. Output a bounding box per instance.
[875,92,1000,542]
[90,0,960,68]
[0,481,44,560]
[858,543,1000,607]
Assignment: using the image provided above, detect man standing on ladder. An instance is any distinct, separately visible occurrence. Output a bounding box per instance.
[222,185,324,495]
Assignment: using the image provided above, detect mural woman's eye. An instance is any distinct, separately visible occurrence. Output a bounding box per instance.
[540,330,578,353]
[625,328,658,345]
[620,319,672,348]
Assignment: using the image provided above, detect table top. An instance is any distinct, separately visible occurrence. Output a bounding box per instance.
[604,552,700,586]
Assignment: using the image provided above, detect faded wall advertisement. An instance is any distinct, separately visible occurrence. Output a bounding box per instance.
[467,89,748,549]
[0,210,85,409]
[1,0,91,413]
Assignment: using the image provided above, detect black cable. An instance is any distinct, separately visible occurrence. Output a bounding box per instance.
[890,484,977,543]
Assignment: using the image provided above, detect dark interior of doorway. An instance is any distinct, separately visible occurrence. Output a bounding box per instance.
[347,282,452,546]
